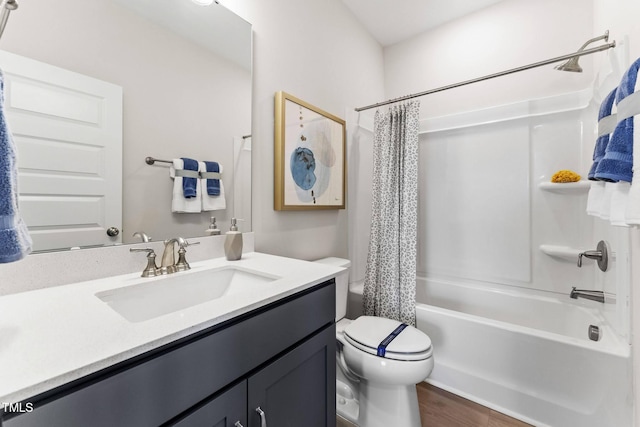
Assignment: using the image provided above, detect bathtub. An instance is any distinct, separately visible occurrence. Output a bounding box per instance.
[349,277,632,427]
[415,276,632,427]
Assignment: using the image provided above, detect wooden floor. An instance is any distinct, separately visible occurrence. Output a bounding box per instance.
[336,383,532,427]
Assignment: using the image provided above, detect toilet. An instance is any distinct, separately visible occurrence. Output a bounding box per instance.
[315,258,434,427]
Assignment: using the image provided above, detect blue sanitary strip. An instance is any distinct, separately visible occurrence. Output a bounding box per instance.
[377,323,408,357]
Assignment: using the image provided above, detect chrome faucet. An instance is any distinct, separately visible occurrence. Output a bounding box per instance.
[570,287,605,303]
[132,231,152,243]
[161,237,200,274]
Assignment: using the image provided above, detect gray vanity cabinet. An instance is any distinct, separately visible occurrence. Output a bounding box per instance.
[248,324,336,427]
[3,280,336,427]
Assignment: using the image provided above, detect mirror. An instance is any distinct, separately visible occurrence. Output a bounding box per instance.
[1,0,252,252]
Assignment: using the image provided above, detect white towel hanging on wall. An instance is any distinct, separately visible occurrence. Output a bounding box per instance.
[170,159,202,213]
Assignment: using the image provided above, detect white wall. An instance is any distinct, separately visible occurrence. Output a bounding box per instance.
[221,0,385,260]
[384,0,594,118]
[1,0,250,244]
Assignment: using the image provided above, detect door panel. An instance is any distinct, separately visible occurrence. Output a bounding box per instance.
[0,49,123,251]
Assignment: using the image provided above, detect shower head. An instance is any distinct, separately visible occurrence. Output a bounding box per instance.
[555,31,609,73]
[555,57,583,73]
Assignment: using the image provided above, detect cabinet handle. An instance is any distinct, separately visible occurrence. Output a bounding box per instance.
[234,422,244,427]
[255,406,267,427]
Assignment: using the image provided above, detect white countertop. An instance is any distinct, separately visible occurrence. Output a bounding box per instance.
[0,252,342,403]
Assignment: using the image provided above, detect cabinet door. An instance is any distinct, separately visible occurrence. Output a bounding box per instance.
[172,381,246,427]
[248,324,336,427]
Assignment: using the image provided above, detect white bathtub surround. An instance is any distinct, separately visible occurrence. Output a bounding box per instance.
[353,89,632,333]
[414,276,632,427]
[348,89,634,426]
[363,101,420,326]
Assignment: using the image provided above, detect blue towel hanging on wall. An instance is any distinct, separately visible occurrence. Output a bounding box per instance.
[203,161,220,196]
[180,157,199,198]
[594,57,640,182]
[588,88,617,180]
[0,71,32,263]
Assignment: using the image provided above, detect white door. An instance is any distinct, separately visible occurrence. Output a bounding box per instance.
[0,50,123,251]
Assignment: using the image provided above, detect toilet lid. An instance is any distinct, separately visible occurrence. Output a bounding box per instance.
[343,316,432,361]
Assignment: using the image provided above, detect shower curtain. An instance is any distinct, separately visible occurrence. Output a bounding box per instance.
[362,101,419,326]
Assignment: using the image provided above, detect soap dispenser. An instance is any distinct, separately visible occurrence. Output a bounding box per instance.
[224,218,243,261]
[205,217,221,236]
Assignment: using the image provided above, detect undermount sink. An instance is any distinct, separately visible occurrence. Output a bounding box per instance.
[96,266,279,322]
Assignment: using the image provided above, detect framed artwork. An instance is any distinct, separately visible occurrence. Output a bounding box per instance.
[274,91,346,210]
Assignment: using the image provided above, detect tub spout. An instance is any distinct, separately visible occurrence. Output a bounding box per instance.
[570,287,605,303]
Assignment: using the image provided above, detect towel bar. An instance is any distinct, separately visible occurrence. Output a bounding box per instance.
[145,157,173,165]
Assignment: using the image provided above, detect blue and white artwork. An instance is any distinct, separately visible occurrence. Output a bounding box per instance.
[282,97,345,208]
[290,147,316,190]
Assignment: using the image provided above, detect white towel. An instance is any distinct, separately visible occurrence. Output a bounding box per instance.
[599,182,615,220]
[610,182,631,226]
[170,159,201,213]
[199,161,226,211]
[586,181,606,216]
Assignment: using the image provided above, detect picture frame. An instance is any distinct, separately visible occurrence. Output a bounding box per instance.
[274,91,346,210]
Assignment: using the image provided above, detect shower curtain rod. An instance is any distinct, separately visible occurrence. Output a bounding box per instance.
[355,41,616,112]
[0,0,17,41]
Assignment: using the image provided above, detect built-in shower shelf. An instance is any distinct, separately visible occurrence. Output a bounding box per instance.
[539,245,582,261]
[538,181,591,193]
[539,244,616,262]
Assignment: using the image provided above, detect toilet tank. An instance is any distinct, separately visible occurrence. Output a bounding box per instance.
[314,257,351,321]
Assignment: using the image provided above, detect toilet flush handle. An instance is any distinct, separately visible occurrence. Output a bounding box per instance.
[256,407,267,427]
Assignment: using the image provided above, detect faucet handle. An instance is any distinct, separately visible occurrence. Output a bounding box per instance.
[577,250,601,267]
[577,240,609,272]
[174,240,200,271]
[129,248,160,277]
[130,247,155,254]
[180,239,201,249]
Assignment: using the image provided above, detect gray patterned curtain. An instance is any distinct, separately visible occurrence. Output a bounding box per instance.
[363,101,419,326]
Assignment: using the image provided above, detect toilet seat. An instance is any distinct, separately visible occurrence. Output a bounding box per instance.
[343,316,432,361]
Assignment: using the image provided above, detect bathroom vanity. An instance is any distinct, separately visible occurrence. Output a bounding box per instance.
[0,253,340,427]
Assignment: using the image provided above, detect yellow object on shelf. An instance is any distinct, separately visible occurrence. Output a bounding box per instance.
[551,170,581,183]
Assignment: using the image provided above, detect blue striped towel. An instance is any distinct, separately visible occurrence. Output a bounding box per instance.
[588,88,617,180]
[180,157,199,198]
[595,58,640,182]
[203,161,220,196]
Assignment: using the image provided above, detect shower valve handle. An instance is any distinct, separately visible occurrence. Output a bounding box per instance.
[577,240,609,272]
[578,250,602,267]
